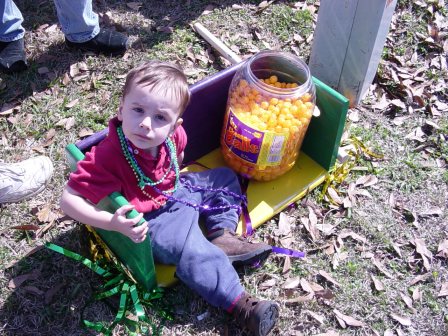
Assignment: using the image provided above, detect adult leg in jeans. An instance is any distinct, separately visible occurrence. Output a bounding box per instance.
[0,0,129,73]
[0,0,24,42]
[53,0,128,55]
[53,0,98,43]
[0,0,27,73]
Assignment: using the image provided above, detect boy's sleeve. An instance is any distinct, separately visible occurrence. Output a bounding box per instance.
[173,125,187,156]
[67,145,122,205]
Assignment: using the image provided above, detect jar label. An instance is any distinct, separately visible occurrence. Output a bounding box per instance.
[222,108,289,167]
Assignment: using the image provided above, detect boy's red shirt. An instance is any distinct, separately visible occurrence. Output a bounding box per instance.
[68,117,187,213]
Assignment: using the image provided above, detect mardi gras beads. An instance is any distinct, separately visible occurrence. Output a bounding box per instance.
[221,51,316,181]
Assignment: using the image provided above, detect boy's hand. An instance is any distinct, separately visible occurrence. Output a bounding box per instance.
[110,205,148,243]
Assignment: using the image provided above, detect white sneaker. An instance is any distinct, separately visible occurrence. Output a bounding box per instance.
[0,156,54,203]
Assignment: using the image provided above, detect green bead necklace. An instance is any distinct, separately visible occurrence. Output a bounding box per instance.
[117,126,180,204]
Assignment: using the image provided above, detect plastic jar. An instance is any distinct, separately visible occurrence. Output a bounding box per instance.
[220,50,316,181]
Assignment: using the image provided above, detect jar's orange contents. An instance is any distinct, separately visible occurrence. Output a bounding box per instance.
[221,77,314,181]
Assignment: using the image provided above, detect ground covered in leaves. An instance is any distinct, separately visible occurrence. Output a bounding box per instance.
[0,0,447,335]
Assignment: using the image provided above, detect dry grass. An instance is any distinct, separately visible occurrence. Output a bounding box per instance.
[1,0,447,335]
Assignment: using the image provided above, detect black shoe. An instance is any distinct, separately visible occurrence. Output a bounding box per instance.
[65,28,129,56]
[0,38,28,74]
[232,293,279,336]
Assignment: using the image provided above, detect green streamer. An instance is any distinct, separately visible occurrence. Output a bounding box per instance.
[45,242,169,335]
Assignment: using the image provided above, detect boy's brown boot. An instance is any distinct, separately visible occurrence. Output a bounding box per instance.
[232,293,279,336]
[208,229,272,266]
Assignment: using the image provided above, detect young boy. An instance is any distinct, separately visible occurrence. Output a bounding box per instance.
[60,61,279,336]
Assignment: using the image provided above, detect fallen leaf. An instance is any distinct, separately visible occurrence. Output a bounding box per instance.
[300,278,314,294]
[126,2,142,10]
[343,196,352,208]
[10,224,40,231]
[55,117,76,130]
[45,282,65,304]
[7,115,18,124]
[36,222,56,238]
[361,252,374,259]
[333,309,365,327]
[393,115,410,126]
[372,258,394,278]
[436,240,448,258]
[390,313,412,326]
[258,1,271,10]
[0,103,20,116]
[314,289,335,300]
[282,276,301,289]
[280,235,293,249]
[62,73,70,85]
[338,229,367,244]
[259,278,276,289]
[438,283,448,297]
[372,94,390,110]
[412,287,422,301]
[42,128,56,147]
[282,255,291,274]
[8,270,40,289]
[353,189,372,198]
[277,212,292,235]
[390,99,406,109]
[196,311,209,321]
[400,292,416,313]
[419,207,443,217]
[355,175,378,187]
[318,270,340,287]
[201,4,215,15]
[304,310,325,324]
[327,187,343,204]
[65,99,79,109]
[38,67,49,75]
[301,217,319,242]
[396,328,405,336]
[23,113,33,127]
[36,204,58,223]
[391,241,403,258]
[283,292,314,305]
[314,331,339,336]
[348,110,359,122]
[22,286,44,295]
[79,128,94,138]
[45,128,56,141]
[309,281,325,292]
[371,274,385,291]
[409,273,430,285]
[384,330,395,336]
[69,63,79,77]
[413,238,433,271]
[315,223,335,235]
[405,127,426,142]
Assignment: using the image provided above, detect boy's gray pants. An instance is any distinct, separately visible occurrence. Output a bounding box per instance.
[144,167,245,309]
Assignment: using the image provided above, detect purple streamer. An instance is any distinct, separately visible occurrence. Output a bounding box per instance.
[271,246,306,258]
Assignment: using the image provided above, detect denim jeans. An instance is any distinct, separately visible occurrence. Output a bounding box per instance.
[144,168,245,309]
[0,0,99,43]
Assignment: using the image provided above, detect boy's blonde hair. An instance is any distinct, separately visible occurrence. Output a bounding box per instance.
[123,61,190,115]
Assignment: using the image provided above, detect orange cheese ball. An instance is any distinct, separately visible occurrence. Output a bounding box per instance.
[224,77,314,180]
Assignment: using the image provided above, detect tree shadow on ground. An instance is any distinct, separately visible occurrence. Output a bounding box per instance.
[1,0,263,104]
[1,226,250,335]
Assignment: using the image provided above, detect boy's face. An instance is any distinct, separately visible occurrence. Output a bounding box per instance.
[118,83,183,154]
